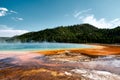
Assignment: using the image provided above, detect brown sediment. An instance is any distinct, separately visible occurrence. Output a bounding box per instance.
[34,44,120,56]
[22,68,64,77]
[0,44,120,80]
[0,67,84,80]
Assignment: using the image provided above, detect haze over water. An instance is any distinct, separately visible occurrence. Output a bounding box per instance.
[0,43,92,51]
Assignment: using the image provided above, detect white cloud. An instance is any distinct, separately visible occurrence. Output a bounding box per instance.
[0,7,24,22]
[12,17,24,21]
[110,18,120,27]
[0,25,29,37]
[0,7,8,17]
[73,9,120,28]
[82,15,120,28]
[0,30,28,37]
[73,9,92,18]
[17,17,24,21]
[82,15,111,28]
[10,10,18,14]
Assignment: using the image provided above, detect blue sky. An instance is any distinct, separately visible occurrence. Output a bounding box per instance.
[0,0,120,37]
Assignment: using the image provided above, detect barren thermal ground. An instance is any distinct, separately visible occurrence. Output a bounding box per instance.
[0,44,120,80]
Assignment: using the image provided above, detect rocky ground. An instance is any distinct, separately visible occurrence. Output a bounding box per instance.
[0,45,120,80]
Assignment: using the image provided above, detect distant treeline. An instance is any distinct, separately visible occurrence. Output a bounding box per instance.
[7,24,120,44]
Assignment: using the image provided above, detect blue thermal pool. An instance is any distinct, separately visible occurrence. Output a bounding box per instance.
[0,42,93,51]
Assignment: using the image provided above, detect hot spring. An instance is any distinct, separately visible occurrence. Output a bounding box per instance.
[0,42,93,51]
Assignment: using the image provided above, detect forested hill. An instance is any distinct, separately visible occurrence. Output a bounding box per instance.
[8,24,120,43]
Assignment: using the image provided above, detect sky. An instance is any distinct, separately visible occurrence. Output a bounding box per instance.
[0,0,120,37]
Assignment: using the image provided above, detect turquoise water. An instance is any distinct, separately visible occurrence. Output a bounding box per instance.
[0,42,93,51]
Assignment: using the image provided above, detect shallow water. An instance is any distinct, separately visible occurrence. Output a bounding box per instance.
[0,51,119,74]
[0,43,93,70]
[0,43,119,78]
[0,42,92,51]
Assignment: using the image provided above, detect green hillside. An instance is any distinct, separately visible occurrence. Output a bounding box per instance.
[7,24,120,43]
